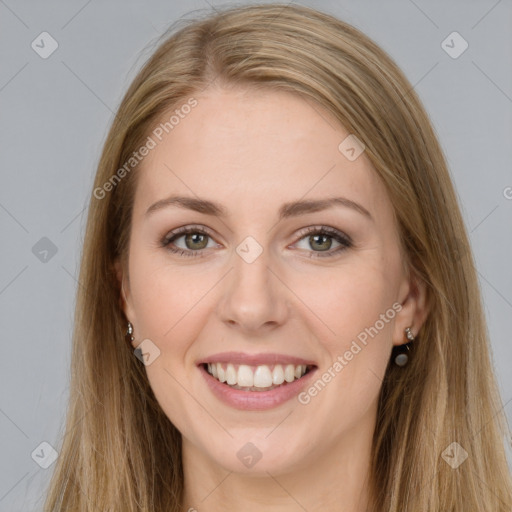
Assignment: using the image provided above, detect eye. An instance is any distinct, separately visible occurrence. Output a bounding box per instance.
[160,225,218,258]
[160,225,352,258]
[292,225,352,258]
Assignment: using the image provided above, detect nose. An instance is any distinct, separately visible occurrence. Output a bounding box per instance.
[216,247,289,334]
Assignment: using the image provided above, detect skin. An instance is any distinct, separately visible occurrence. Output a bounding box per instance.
[117,86,429,512]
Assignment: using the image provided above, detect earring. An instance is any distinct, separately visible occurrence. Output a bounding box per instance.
[394,327,415,367]
[126,321,134,344]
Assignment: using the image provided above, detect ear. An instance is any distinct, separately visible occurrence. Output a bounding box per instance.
[392,268,429,346]
[114,258,136,326]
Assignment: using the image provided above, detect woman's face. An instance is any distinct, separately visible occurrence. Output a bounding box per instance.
[119,86,426,476]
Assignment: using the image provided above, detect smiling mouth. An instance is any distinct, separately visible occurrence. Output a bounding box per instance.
[202,362,315,391]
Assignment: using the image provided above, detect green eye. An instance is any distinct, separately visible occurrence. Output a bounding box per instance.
[161,225,352,259]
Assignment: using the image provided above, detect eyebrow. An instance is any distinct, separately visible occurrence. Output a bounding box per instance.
[145,195,373,222]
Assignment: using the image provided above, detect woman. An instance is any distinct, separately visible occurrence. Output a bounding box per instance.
[44,3,512,511]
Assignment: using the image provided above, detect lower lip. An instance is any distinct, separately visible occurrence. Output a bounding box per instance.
[199,364,317,411]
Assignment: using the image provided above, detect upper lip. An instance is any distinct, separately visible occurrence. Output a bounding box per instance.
[197,351,317,367]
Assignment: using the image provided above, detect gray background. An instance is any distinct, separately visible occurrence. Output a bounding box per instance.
[0,0,511,510]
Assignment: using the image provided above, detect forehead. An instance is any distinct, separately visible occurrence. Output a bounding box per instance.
[133,86,392,222]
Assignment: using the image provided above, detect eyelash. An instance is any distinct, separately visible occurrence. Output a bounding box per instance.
[160,224,353,259]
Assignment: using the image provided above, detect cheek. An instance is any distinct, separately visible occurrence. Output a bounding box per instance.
[293,260,397,405]
[293,257,398,345]
[127,246,222,366]
[127,249,217,433]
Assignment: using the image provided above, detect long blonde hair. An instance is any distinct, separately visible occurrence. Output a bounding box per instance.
[44,3,512,510]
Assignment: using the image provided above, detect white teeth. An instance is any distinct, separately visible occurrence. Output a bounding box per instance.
[272,365,285,385]
[253,365,273,388]
[206,362,310,388]
[284,364,295,383]
[217,364,226,382]
[226,364,237,385]
[237,365,254,387]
